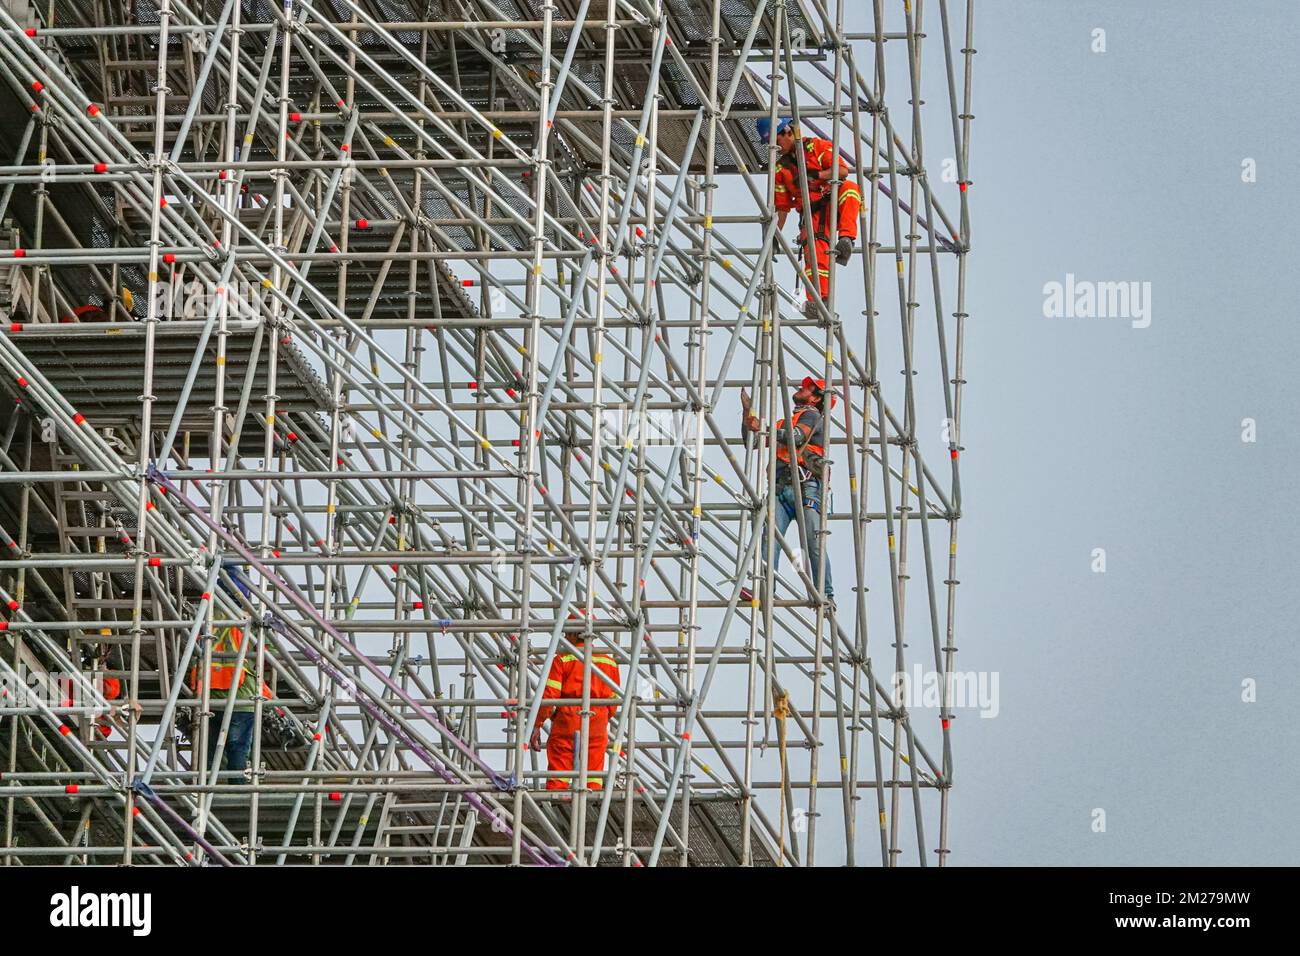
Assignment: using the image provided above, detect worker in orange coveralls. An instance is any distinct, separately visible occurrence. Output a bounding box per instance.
[529,627,621,791]
[759,116,862,300]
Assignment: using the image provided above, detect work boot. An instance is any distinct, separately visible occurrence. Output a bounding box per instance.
[739,582,767,608]
[835,237,854,266]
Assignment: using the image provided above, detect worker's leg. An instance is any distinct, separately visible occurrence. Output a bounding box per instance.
[837,183,861,241]
[816,241,831,298]
[802,240,831,300]
[768,482,798,572]
[224,710,256,775]
[546,731,575,790]
[586,729,609,790]
[799,478,834,599]
[205,712,225,771]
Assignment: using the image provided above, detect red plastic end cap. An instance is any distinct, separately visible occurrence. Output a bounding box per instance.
[313,732,322,741]
[66,784,79,794]
[163,253,175,264]
[328,791,341,802]
[468,381,478,390]
[59,725,71,736]
[412,600,424,610]
[950,448,959,459]
[87,103,99,116]
[159,197,167,209]
[30,80,42,93]
[24,28,36,37]
[100,724,112,737]
[511,439,520,447]
[942,718,951,729]
[201,591,211,601]
[287,431,298,442]
[147,556,162,568]
[132,806,141,817]
[72,412,85,425]
[94,162,108,173]
[958,182,968,192]
[15,377,26,388]
[8,600,19,611]
[462,279,473,287]
[272,549,281,558]
[0,621,7,632]
[340,143,350,152]
[218,169,228,180]
[9,323,21,332]
[336,99,346,109]
[354,218,369,230]
[289,111,301,122]
[12,249,25,258]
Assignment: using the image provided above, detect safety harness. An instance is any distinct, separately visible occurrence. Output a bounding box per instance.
[775,405,827,483]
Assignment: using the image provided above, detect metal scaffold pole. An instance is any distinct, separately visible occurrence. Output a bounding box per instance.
[0,0,973,867]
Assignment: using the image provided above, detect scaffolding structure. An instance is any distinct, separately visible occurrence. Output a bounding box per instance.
[0,0,973,866]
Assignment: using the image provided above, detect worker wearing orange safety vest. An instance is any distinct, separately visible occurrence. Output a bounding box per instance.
[740,376,835,603]
[189,564,270,775]
[529,629,621,791]
[759,117,862,300]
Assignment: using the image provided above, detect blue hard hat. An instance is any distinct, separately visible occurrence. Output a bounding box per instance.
[757,116,794,144]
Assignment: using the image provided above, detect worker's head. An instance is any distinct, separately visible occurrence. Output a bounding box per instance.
[219,561,251,601]
[774,120,797,155]
[757,116,796,150]
[795,376,829,409]
[566,610,592,643]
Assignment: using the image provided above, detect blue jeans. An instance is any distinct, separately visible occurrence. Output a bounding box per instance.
[207,709,256,775]
[770,478,833,599]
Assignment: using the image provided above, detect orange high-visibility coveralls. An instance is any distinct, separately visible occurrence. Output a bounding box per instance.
[773,137,862,299]
[536,644,621,790]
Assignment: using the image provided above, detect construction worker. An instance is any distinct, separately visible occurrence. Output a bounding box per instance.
[188,563,270,777]
[740,376,835,603]
[529,622,620,791]
[757,116,862,299]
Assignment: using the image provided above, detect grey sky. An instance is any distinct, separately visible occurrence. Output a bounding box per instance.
[947,1,1300,864]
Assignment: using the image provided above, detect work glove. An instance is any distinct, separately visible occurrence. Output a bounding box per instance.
[740,389,760,432]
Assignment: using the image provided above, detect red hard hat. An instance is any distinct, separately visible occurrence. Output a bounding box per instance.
[800,376,836,410]
[73,304,110,322]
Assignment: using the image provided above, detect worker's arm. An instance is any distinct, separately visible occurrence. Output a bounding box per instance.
[530,656,566,751]
[774,166,796,228]
[740,388,762,437]
[820,157,852,184]
[594,659,620,723]
[536,656,564,727]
